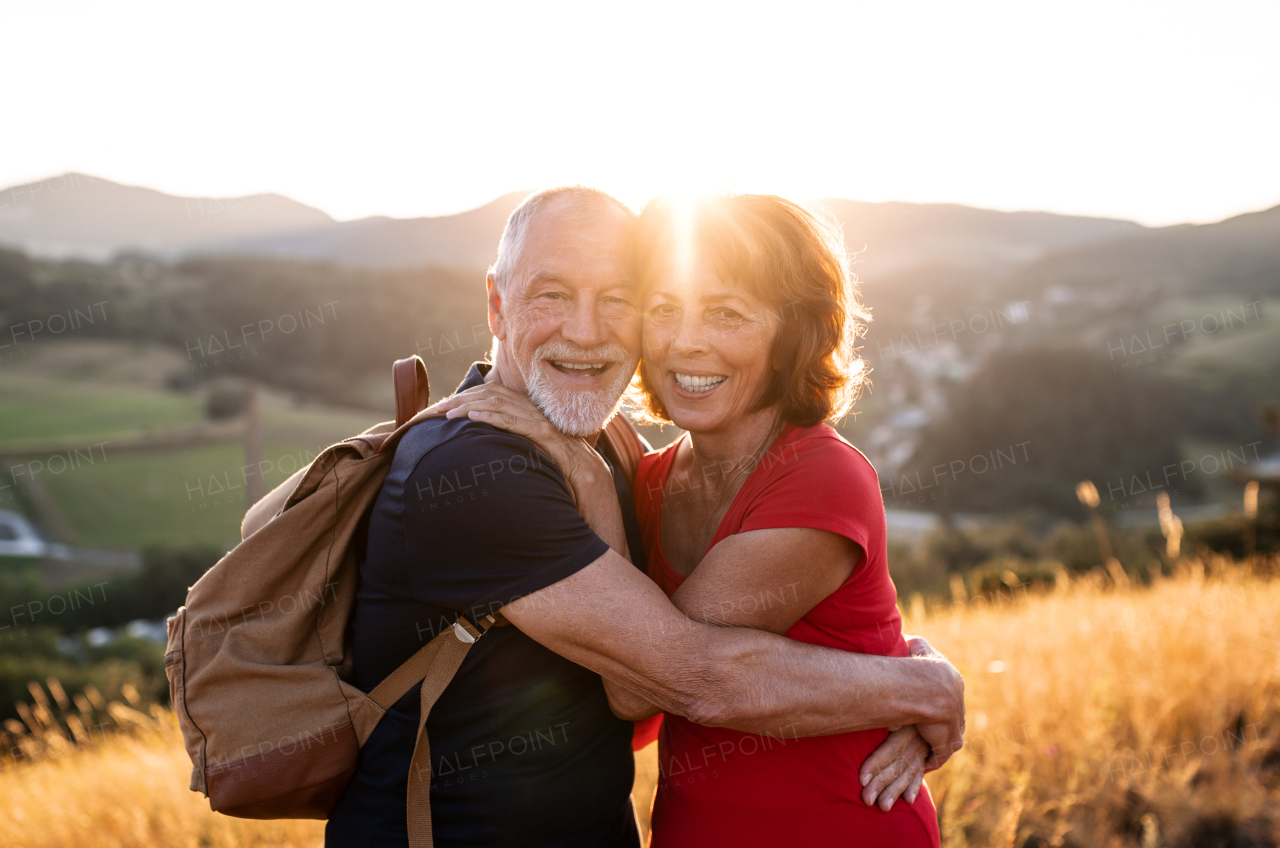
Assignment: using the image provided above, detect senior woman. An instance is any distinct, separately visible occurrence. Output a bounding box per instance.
[439,193,944,846]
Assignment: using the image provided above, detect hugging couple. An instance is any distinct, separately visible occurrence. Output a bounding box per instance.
[322,187,965,847]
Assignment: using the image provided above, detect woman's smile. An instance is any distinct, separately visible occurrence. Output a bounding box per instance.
[671,371,728,395]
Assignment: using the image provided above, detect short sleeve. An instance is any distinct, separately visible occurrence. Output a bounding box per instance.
[736,433,882,552]
[401,426,610,618]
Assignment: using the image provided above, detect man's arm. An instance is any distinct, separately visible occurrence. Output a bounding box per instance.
[436,386,963,757]
[500,549,965,764]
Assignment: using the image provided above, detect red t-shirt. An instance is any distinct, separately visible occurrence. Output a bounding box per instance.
[632,423,940,847]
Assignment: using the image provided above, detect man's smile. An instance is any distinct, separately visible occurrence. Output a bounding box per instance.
[549,359,611,377]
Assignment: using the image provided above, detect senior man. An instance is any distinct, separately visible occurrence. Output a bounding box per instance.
[323,187,964,847]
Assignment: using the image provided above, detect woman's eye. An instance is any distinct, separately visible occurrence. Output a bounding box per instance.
[651,304,677,318]
[713,308,743,320]
[543,292,564,300]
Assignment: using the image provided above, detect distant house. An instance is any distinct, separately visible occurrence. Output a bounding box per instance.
[0,509,48,558]
[1244,452,1280,487]
[884,509,942,547]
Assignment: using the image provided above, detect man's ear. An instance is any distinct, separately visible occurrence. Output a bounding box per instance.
[486,276,506,341]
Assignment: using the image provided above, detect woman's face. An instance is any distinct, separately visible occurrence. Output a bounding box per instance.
[641,254,780,435]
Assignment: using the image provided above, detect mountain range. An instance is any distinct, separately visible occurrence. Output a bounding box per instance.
[3,172,1278,304]
[0,172,1176,276]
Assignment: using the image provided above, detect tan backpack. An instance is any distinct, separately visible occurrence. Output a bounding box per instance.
[164,356,645,847]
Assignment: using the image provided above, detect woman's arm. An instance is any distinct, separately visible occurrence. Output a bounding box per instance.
[671,527,858,632]
[435,384,630,559]
[599,527,855,719]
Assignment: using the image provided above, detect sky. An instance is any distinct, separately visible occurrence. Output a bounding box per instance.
[4,1,1279,226]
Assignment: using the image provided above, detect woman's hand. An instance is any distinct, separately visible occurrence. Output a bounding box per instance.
[858,725,930,811]
[904,634,942,661]
[430,383,611,505]
[428,381,629,559]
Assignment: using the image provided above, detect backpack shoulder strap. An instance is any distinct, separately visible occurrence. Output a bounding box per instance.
[393,356,431,428]
[368,612,501,848]
[600,414,649,488]
[366,613,500,711]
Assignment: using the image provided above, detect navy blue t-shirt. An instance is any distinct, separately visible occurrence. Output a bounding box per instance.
[325,364,644,848]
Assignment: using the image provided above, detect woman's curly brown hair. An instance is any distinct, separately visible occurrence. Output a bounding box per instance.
[628,192,870,427]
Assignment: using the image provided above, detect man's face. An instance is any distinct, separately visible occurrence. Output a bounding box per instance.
[488,201,640,437]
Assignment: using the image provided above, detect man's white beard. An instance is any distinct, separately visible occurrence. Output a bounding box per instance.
[520,340,634,438]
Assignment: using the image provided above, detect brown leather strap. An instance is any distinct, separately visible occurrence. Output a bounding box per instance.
[601,414,647,488]
[393,356,431,429]
[405,629,472,848]
[369,614,499,710]
[384,614,498,848]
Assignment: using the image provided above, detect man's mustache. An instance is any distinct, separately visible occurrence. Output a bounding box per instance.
[533,341,632,366]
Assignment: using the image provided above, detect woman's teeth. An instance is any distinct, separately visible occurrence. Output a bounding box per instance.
[674,373,727,392]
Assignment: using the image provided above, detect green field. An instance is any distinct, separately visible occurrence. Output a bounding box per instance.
[0,373,203,444]
[1160,296,1280,387]
[0,340,382,550]
[36,441,313,549]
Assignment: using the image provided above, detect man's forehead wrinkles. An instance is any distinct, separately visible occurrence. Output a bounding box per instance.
[528,213,624,242]
[521,254,627,281]
[531,238,618,264]
[519,271,633,295]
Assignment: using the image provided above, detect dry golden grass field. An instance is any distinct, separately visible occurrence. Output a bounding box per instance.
[2,554,1277,847]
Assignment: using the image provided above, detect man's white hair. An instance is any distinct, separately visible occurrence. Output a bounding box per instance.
[488,186,632,292]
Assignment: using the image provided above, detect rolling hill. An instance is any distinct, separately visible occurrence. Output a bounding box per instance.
[1003,203,1280,298]
[0,173,333,260]
[820,199,1144,277]
[201,191,530,270]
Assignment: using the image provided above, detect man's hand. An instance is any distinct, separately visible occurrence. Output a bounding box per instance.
[907,640,965,769]
[856,634,965,811]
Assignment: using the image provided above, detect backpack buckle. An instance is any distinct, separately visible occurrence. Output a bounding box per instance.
[453,615,483,644]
